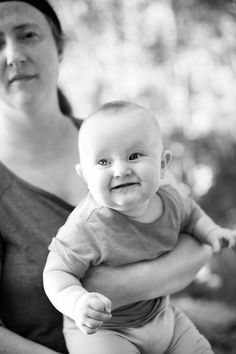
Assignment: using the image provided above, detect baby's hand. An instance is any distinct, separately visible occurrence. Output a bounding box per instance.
[207,227,236,253]
[74,292,112,335]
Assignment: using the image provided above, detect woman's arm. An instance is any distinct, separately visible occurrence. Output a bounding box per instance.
[83,234,212,310]
[0,327,62,354]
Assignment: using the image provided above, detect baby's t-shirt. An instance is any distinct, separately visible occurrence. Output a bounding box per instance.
[49,185,205,329]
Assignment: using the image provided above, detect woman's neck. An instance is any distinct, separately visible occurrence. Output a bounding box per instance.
[0,99,67,159]
[0,99,87,206]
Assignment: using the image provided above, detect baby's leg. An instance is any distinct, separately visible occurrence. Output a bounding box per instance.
[166,306,214,354]
[63,317,140,354]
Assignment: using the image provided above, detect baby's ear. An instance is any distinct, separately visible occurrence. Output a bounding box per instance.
[161,149,172,178]
[75,164,83,177]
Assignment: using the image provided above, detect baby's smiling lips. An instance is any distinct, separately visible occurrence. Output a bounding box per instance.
[111,182,140,190]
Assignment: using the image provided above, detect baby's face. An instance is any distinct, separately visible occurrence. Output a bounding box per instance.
[79,108,164,213]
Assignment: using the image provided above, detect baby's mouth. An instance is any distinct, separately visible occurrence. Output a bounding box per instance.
[111,182,139,190]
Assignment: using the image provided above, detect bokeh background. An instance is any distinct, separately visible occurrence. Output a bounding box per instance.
[52,0,236,352]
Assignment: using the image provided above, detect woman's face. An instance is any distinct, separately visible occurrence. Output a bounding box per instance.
[0,2,60,109]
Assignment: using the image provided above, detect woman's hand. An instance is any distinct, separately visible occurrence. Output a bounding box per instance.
[83,234,212,310]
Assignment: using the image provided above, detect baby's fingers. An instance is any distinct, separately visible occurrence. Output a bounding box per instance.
[220,234,236,248]
[76,302,112,335]
[228,235,236,248]
[88,306,112,323]
[78,317,104,335]
[211,239,221,253]
[220,238,230,248]
[91,293,112,314]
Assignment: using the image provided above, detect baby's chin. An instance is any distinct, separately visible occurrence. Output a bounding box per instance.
[94,188,145,211]
[109,197,144,213]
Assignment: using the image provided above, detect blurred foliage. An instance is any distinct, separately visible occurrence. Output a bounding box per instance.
[51,0,236,350]
[54,0,236,136]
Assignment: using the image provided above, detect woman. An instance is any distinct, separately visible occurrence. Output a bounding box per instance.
[0,1,211,353]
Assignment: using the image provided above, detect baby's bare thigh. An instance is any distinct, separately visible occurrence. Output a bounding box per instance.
[63,316,139,354]
[64,328,140,354]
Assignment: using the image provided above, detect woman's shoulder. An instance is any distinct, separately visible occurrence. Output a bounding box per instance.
[69,116,84,129]
[0,161,13,199]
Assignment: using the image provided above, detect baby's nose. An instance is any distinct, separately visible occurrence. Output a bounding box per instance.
[113,161,132,177]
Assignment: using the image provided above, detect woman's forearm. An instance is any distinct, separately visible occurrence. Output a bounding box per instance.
[0,326,61,354]
[140,234,212,300]
[83,234,212,309]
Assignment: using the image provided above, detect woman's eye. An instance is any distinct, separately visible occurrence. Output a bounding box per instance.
[20,32,38,41]
[98,159,110,166]
[129,153,142,160]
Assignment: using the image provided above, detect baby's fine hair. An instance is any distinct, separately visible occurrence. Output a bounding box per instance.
[87,100,161,138]
[88,100,147,117]
[79,100,164,158]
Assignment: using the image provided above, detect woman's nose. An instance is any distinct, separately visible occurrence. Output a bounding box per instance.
[4,39,27,68]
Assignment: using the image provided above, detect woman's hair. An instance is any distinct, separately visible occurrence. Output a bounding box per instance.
[39,3,71,115]
[45,14,71,115]
[57,88,73,116]
[41,4,70,114]
[44,13,65,56]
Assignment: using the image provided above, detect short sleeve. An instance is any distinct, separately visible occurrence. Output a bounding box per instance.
[49,218,106,279]
[161,185,206,233]
[176,191,206,232]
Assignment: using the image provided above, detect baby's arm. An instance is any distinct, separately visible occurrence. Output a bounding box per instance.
[43,251,112,335]
[192,213,236,252]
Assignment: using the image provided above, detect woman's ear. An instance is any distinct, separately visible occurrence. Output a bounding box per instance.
[161,149,172,178]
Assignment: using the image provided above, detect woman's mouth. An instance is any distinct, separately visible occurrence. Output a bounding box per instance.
[9,74,37,84]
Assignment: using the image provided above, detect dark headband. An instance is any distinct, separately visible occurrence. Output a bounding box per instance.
[0,0,62,34]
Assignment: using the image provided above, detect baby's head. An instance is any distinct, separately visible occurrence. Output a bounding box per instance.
[77,100,171,212]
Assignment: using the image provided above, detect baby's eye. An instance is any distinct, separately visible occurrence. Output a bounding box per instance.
[129,152,142,160]
[98,159,110,166]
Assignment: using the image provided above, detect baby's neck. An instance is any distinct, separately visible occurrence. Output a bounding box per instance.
[121,193,163,223]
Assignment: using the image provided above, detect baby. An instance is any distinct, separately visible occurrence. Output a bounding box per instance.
[44,101,235,354]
